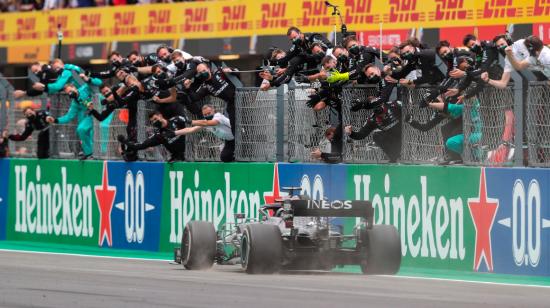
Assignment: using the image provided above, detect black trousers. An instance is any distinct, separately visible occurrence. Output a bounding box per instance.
[37,129,50,159]
[372,124,402,163]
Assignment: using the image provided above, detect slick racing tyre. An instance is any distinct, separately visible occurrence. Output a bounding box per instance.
[181,221,217,270]
[241,224,282,274]
[361,224,401,275]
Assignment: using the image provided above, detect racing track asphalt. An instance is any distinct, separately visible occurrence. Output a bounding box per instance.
[0,250,548,308]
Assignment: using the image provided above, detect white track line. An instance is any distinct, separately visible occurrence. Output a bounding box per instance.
[1,248,550,288]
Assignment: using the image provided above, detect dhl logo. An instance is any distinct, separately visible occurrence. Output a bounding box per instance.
[478,0,522,19]
[258,2,291,29]
[80,14,105,37]
[16,17,39,40]
[386,0,424,23]
[46,15,69,39]
[299,0,331,27]
[527,0,550,16]
[147,10,176,34]
[0,20,6,40]
[430,0,471,21]
[220,5,251,31]
[183,7,213,32]
[344,0,378,24]
[112,12,140,36]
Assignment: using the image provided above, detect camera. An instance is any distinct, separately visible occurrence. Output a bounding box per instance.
[386,57,403,73]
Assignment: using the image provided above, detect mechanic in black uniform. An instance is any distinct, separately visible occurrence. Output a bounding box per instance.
[345,99,403,163]
[118,111,188,162]
[262,26,332,88]
[342,35,386,84]
[13,62,61,98]
[89,51,133,80]
[390,38,445,88]
[184,62,239,161]
[88,79,141,161]
[142,64,186,119]
[7,107,52,158]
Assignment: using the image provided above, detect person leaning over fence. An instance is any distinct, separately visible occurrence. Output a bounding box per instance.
[46,74,102,160]
[6,107,53,158]
[170,104,235,162]
[481,35,549,88]
[406,56,483,165]
[31,59,85,94]
[117,111,188,163]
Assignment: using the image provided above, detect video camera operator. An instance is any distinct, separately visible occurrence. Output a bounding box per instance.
[261,26,332,89]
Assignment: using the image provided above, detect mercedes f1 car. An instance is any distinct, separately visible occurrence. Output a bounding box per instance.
[174,187,401,274]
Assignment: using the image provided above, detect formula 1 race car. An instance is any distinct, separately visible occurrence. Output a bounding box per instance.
[174,187,401,274]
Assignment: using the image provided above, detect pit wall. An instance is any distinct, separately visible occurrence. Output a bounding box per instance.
[1,158,549,277]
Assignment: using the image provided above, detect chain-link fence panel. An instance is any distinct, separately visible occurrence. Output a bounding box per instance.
[49,94,81,158]
[6,94,48,158]
[287,84,333,163]
[235,87,278,161]
[184,96,226,162]
[92,107,126,161]
[463,86,514,166]
[400,86,446,164]
[527,82,550,167]
[137,100,168,161]
[341,85,387,163]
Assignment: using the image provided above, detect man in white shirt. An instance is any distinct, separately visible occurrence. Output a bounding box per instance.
[483,35,550,88]
[173,104,235,162]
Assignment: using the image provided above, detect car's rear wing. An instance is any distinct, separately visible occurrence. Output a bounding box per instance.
[291,199,374,225]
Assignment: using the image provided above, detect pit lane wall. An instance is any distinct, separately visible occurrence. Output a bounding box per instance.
[1,158,549,277]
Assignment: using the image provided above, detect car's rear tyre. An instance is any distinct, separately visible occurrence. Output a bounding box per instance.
[361,224,401,275]
[181,221,217,270]
[241,224,282,274]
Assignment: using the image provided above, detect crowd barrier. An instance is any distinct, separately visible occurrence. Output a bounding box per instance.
[2,159,550,279]
[1,77,549,166]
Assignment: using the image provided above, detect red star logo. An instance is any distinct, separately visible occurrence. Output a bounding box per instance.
[468,168,499,272]
[94,162,116,247]
[264,163,287,204]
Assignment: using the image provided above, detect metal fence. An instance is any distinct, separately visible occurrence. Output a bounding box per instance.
[2,76,550,166]
[527,81,550,167]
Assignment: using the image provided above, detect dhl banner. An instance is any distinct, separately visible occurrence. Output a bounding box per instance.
[0,0,549,47]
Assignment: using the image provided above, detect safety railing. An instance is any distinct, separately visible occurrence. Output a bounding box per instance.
[2,76,550,167]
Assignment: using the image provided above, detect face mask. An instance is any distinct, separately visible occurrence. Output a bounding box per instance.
[402,51,415,61]
[152,119,163,129]
[156,72,167,80]
[69,91,78,99]
[442,52,453,62]
[349,45,360,55]
[195,71,209,82]
[497,44,507,55]
[103,91,112,98]
[367,74,381,84]
[55,67,64,76]
[175,60,185,69]
[337,54,348,63]
[292,37,302,45]
[315,52,325,60]
[26,114,35,121]
[162,55,171,64]
[469,44,481,54]
[133,60,144,67]
[204,114,214,120]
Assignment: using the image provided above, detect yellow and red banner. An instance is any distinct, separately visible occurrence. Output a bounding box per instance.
[0,0,548,47]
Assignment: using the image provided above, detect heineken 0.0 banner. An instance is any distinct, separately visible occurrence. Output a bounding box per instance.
[2,158,550,277]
